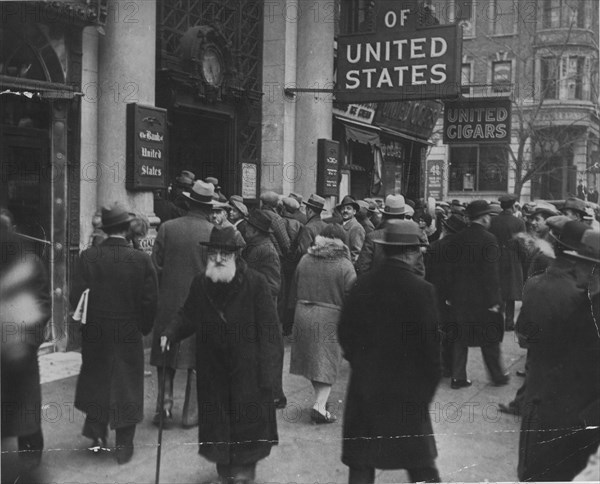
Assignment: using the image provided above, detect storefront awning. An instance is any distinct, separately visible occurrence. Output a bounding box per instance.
[379,126,434,146]
[335,115,381,147]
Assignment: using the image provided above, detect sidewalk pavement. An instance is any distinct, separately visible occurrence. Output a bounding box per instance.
[10,331,527,483]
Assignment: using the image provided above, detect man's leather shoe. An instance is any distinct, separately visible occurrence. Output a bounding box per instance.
[451,379,472,389]
[516,370,526,377]
[274,396,287,409]
[498,403,520,416]
[88,437,107,453]
[493,374,510,386]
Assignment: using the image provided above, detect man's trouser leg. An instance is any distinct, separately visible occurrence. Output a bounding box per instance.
[481,343,507,382]
[17,429,43,467]
[348,465,375,484]
[451,339,469,381]
[504,300,515,330]
[407,466,441,483]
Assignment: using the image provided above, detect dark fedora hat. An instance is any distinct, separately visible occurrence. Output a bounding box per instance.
[442,214,467,234]
[562,197,587,215]
[199,226,245,251]
[246,210,273,234]
[175,170,195,189]
[181,180,218,206]
[465,200,497,219]
[336,195,360,212]
[101,205,135,229]
[304,194,326,211]
[373,219,424,246]
[553,220,592,253]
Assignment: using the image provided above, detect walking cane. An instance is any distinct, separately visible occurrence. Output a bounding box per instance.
[155,343,168,484]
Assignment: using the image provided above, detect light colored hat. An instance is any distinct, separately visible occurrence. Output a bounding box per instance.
[229,195,249,217]
[181,180,218,206]
[531,201,560,218]
[288,192,303,204]
[382,194,406,216]
[562,197,587,215]
[281,197,300,212]
[260,191,280,206]
[304,194,326,211]
[404,205,415,217]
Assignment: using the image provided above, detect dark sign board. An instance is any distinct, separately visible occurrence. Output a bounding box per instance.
[126,103,168,191]
[443,98,512,144]
[336,1,462,103]
[375,100,442,141]
[426,159,444,200]
[317,139,340,197]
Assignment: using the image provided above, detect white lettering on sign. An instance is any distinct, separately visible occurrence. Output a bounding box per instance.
[138,130,164,142]
[141,147,162,159]
[446,107,509,123]
[141,165,162,176]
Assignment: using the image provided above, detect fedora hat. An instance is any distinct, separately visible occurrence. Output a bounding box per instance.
[304,194,326,211]
[552,220,592,253]
[562,229,600,264]
[336,195,360,212]
[246,210,273,234]
[101,205,135,229]
[373,219,424,246]
[175,170,195,189]
[382,194,406,216]
[182,180,218,206]
[367,201,381,214]
[465,200,497,219]
[199,226,245,251]
[442,214,467,234]
[562,197,587,215]
[229,195,249,217]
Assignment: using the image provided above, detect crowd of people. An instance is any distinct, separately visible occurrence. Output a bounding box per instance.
[2,168,599,483]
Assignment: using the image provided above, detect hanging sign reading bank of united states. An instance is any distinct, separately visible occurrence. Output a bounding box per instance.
[336,1,462,103]
[443,98,512,144]
[126,103,168,191]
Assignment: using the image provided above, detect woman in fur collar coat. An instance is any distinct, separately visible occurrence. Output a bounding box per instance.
[288,224,356,423]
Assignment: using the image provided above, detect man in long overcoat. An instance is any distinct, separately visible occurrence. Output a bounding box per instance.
[161,227,281,484]
[489,194,526,330]
[150,180,220,427]
[71,206,158,464]
[447,200,509,389]
[517,222,600,481]
[339,220,442,484]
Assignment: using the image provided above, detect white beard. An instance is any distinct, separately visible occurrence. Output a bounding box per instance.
[205,258,237,283]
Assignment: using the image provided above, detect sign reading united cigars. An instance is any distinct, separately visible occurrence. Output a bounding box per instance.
[443,98,512,144]
[336,1,462,103]
[126,104,168,190]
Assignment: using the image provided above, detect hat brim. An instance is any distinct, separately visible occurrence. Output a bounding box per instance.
[373,237,426,246]
[246,219,273,234]
[303,201,324,211]
[181,192,219,206]
[381,208,406,216]
[561,250,600,264]
[229,200,249,217]
[102,213,136,229]
[199,240,245,250]
[336,202,360,212]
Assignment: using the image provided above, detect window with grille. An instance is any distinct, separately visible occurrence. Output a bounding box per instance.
[542,0,587,29]
[541,57,559,99]
[449,145,508,192]
[491,0,516,35]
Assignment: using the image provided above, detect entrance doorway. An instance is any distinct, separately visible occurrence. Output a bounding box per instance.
[169,110,233,196]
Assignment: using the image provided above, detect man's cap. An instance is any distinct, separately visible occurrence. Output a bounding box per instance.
[288,192,303,204]
[281,197,300,213]
[357,200,370,212]
[562,197,587,215]
[211,201,232,212]
[465,200,498,219]
[546,215,572,234]
[101,205,135,229]
[373,219,425,246]
[498,194,518,204]
[367,201,381,214]
[246,210,273,234]
[336,195,360,212]
[205,177,220,188]
[303,194,326,211]
[181,180,218,206]
[175,170,195,189]
[382,194,406,216]
[260,191,280,206]
[199,226,245,251]
[531,201,560,218]
[229,195,249,217]
[442,214,467,234]
[404,205,415,217]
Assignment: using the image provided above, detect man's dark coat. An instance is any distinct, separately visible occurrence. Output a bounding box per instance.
[517,256,600,481]
[71,237,158,428]
[447,224,503,347]
[163,261,281,466]
[338,259,441,470]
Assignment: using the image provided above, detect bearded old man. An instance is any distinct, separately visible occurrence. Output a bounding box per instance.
[161,226,281,484]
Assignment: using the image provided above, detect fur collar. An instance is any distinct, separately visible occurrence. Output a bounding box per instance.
[308,236,351,260]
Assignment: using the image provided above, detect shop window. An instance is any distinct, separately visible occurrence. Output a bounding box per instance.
[491,0,516,36]
[542,0,587,29]
[492,61,512,93]
[340,0,375,34]
[461,63,472,95]
[449,145,508,192]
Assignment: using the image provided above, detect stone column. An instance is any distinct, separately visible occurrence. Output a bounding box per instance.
[96,0,156,219]
[293,0,334,199]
